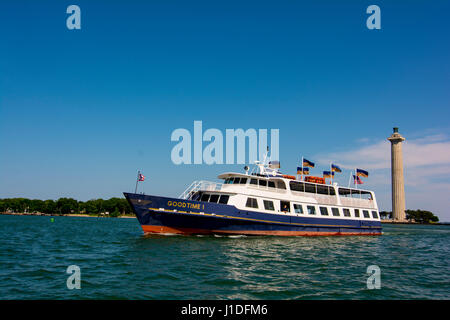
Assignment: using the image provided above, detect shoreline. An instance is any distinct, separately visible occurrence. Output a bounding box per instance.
[2,212,447,224]
[381,220,448,226]
[0,212,136,219]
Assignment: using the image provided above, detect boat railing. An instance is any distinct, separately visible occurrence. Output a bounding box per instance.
[179,180,223,200]
[247,184,287,194]
[290,190,377,208]
[340,197,376,209]
[311,193,339,205]
[291,191,338,205]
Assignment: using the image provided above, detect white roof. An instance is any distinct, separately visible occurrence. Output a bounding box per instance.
[217,172,286,180]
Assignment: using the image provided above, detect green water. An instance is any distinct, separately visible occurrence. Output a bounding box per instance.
[0,215,448,299]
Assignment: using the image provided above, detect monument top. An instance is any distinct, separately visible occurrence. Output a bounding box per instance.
[388,127,405,142]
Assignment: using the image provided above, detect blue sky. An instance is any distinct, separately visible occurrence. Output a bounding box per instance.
[1,1,449,220]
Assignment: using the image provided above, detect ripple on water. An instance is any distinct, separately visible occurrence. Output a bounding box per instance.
[0,216,449,299]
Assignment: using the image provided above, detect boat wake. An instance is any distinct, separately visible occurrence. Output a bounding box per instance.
[214,234,247,238]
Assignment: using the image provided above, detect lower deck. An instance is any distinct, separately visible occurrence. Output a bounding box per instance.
[192,190,380,222]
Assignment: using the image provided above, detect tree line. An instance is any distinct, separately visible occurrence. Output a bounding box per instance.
[379,209,439,223]
[0,197,134,217]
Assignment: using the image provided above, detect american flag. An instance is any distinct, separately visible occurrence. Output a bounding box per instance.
[353,175,363,185]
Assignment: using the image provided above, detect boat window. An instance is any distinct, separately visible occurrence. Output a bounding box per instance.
[233,177,241,184]
[354,209,360,217]
[320,207,329,216]
[218,195,230,204]
[307,205,316,215]
[250,178,258,185]
[239,178,248,184]
[361,191,372,200]
[280,201,290,213]
[338,188,351,197]
[343,208,351,217]
[317,185,329,195]
[276,181,286,189]
[268,181,276,188]
[304,183,316,193]
[363,210,370,218]
[351,189,361,199]
[329,187,336,196]
[209,194,220,203]
[331,208,340,216]
[263,200,275,211]
[191,192,202,201]
[289,181,304,192]
[200,193,210,202]
[372,211,378,219]
[293,204,304,214]
[259,180,267,187]
[245,197,258,209]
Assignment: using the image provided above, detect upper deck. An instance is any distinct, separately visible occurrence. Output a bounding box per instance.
[182,172,377,210]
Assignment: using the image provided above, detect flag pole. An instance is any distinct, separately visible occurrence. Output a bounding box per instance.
[347,170,352,188]
[355,169,358,190]
[263,146,269,167]
[301,157,304,181]
[134,170,140,194]
[330,162,332,185]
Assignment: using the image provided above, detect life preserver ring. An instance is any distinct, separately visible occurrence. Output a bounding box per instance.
[304,176,325,184]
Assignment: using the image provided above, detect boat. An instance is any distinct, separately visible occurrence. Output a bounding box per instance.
[124,160,382,236]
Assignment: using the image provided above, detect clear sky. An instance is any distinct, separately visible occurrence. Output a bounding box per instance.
[1,1,449,220]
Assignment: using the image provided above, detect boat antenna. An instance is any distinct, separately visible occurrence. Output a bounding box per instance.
[251,146,271,176]
[262,146,270,166]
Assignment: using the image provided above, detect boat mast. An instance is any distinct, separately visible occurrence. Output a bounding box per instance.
[134,170,140,194]
[301,156,304,181]
[347,170,352,188]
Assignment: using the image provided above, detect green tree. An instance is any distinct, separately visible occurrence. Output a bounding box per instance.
[379,211,392,220]
[430,215,439,222]
[56,198,78,215]
[43,200,57,214]
[2,196,133,217]
[29,199,45,213]
[81,199,104,215]
[406,209,439,223]
[110,208,120,217]
[7,198,28,213]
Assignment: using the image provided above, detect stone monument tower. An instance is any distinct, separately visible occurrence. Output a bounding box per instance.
[387,127,406,221]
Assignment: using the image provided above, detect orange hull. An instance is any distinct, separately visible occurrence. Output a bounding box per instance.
[142,225,382,236]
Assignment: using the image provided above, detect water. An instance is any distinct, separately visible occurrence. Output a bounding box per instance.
[0,215,449,299]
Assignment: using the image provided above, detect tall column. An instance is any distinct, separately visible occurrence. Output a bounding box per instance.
[387,127,406,221]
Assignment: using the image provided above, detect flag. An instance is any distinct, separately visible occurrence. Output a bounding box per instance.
[303,158,315,168]
[331,164,342,173]
[266,167,283,177]
[138,173,145,181]
[323,171,334,178]
[353,175,363,184]
[356,168,369,178]
[269,161,280,169]
[297,167,310,175]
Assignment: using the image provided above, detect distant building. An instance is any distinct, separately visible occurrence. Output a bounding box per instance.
[387,127,406,221]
